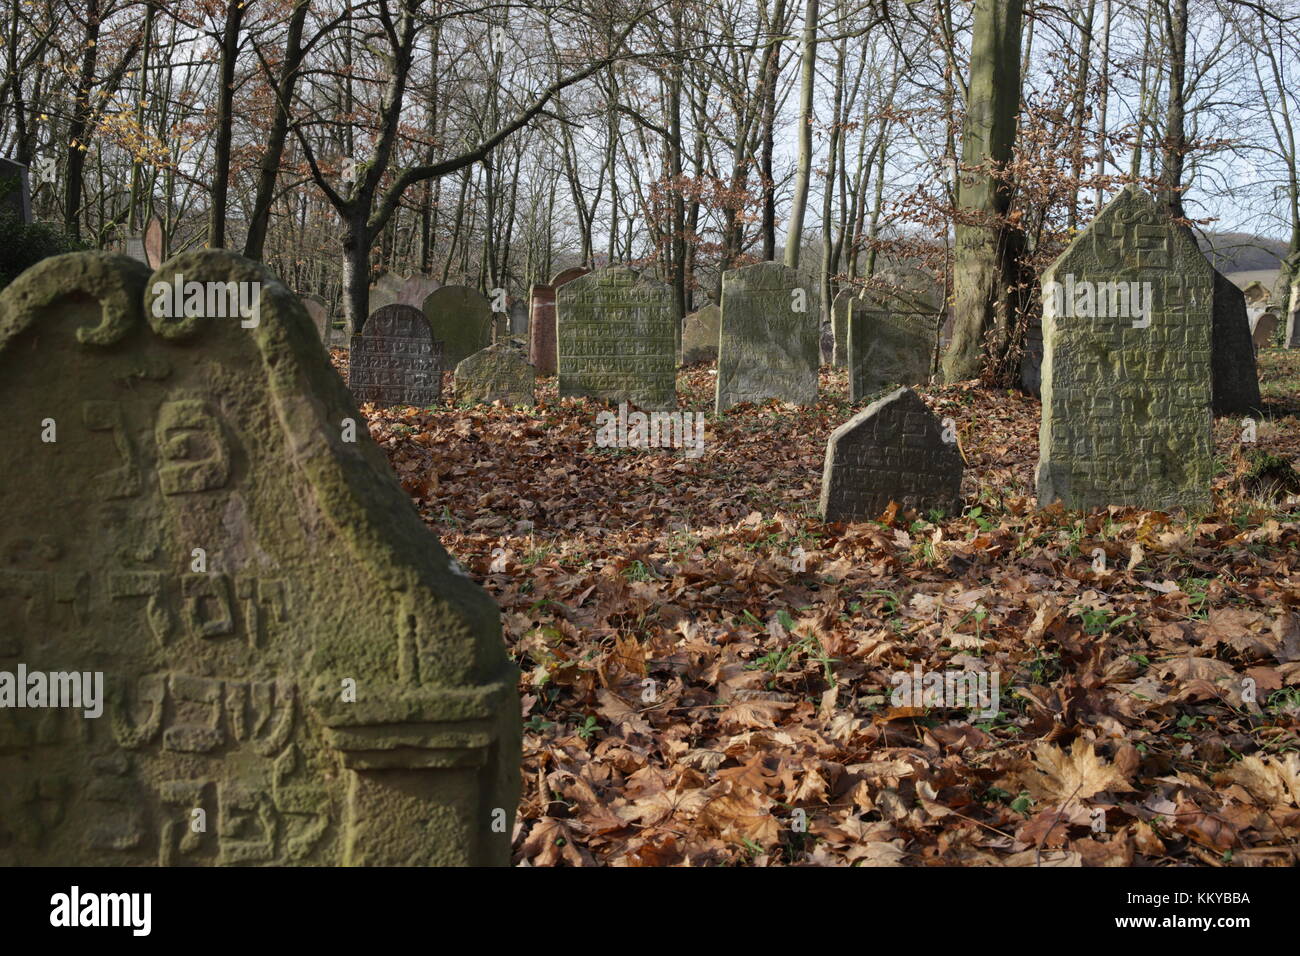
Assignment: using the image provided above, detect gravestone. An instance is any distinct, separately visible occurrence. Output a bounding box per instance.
[144,218,166,270]
[846,297,940,402]
[1286,279,1300,348]
[1020,316,1044,396]
[508,299,528,337]
[397,275,440,308]
[529,268,588,375]
[716,262,819,413]
[367,273,406,316]
[819,387,963,523]
[0,249,519,865]
[681,304,720,364]
[300,294,329,342]
[349,304,442,407]
[1210,269,1261,415]
[453,344,535,406]
[557,266,676,409]
[422,285,492,369]
[831,291,855,367]
[1252,311,1278,349]
[1036,186,1214,511]
[0,158,31,224]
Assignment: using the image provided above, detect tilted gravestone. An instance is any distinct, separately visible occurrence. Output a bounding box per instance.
[422,285,492,370]
[1252,311,1278,349]
[300,293,329,342]
[454,344,535,406]
[0,158,31,224]
[0,249,520,865]
[529,267,588,375]
[1036,186,1214,510]
[1210,269,1261,415]
[681,304,720,364]
[349,304,442,407]
[716,262,819,413]
[557,266,676,409]
[846,297,940,402]
[819,387,963,523]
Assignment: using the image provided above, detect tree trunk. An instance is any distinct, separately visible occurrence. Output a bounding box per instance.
[784,0,818,269]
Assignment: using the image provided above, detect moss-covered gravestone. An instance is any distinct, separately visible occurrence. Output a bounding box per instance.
[557,266,676,409]
[348,304,442,407]
[1036,186,1214,510]
[819,387,962,523]
[846,297,940,402]
[0,250,520,865]
[454,344,535,406]
[422,286,493,370]
[1210,270,1261,415]
[681,304,720,364]
[716,262,819,413]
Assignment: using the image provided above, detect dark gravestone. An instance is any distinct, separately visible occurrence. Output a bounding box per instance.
[0,158,31,224]
[1020,316,1044,397]
[557,266,676,409]
[681,304,720,364]
[1036,186,1214,511]
[819,387,963,523]
[422,285,492,369]
[348,304,442,407]
[0,249,519,865]
[454,344,535,406]
[529,268,588,375]
[846,298,940,402]
[716,262,819,413]
[1210,269,1262,415]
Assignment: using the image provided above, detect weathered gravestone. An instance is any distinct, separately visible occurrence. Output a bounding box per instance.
[367,273,406,316]
[422,285,492,370]
[1036,186,1214,510]
[529,267,588,375]
[681,304,720,364]
[300,293,329,342]
[831,291,854,367]
[1210,269,1262,415]
[557,266,676,409]
[846,297,940,402]
[0,249,520,865]
[508,299,528,337]
[397,275,440,308]
[349,304,442,407]
[1020,316,1045,397]
[1286,279,1300,348]
[144,218,166,270]
[819,387,962,523]
[0,157,31,224]
[716,262,819,413]
[454,343,535,406]
[1252,311,1279,349]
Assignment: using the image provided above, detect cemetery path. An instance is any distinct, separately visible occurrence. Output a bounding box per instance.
[339,349,1300,867]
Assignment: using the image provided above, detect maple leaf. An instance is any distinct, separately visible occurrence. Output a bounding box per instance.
[1023,739,1136,804]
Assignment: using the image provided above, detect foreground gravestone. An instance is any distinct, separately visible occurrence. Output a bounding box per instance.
[529,267,588,375]
[454,344,535,406]
[422,285,492,369]
[716,262,819,413]
[557,266,676,408]
[0,158,31,224]
[1036,186,1214,510]
[349,304,442,406]
[681,304,720,364]
[0,249,519,865]
[1252,311,1278,349]
[846,297,940,402]
[819,387,962,523]
[1210,270,1262,415]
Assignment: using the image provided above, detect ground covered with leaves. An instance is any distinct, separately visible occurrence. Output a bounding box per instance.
[341,348,1300,867]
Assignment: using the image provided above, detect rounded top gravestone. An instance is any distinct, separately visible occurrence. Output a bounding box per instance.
[349,303,442,407]
[0,249,519,865]
[422,285,493,369]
